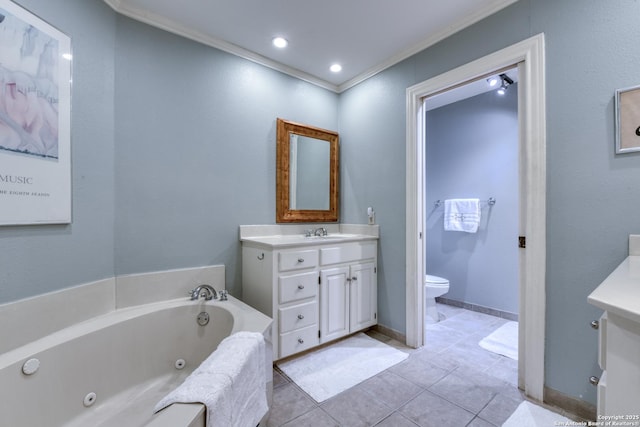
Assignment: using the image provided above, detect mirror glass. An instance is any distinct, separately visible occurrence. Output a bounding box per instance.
[289,134,330,210]
[276,118,338,223]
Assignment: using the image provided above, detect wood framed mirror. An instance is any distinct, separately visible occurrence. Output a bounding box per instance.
[276,118,339,223]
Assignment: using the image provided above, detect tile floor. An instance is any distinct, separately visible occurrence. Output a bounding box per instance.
[266,303,572,427]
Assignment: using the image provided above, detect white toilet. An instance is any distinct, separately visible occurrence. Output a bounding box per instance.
[425,275,450,323]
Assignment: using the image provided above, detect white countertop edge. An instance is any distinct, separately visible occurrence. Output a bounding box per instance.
[239,224,379,239]
[239,224,379,248]
[588,255,640,324]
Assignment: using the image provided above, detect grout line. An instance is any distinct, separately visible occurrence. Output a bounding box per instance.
[373,410,421,427]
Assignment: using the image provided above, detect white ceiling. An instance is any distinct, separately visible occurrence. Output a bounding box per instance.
[104,0,517,93]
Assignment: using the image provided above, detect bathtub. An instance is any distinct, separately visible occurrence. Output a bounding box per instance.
[0,295,273,427]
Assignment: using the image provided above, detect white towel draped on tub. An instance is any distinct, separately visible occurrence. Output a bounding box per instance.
[444,198,481,233]
[154,331,268,427]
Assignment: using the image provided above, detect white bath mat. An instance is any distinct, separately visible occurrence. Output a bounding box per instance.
[502,401,573,426]
[479,321,518,360]
[276,333,408,402]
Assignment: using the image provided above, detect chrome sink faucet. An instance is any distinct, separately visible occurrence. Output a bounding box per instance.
[314,227,328,237]
[190,284,218,301]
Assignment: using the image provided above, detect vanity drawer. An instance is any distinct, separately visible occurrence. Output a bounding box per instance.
[320,242,376,266]
[279,249,318,272]
[279,271,318,304]
[280,325,319,358]
[279,301,318,333]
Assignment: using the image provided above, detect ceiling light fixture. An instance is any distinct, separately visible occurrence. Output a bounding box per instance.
[486,76,499,87]
[330,63,342,73]
[272,37,288,48]
[496,73,514,95]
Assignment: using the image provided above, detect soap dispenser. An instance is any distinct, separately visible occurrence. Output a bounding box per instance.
[367,207,375,225]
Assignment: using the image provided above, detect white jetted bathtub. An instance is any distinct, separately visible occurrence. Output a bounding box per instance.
[0,286,272,427]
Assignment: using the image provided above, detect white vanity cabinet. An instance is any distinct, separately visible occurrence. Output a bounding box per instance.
[241,234,378,361]
[591,311,640,416]
[319,245,377,344]
[588,243,640,417]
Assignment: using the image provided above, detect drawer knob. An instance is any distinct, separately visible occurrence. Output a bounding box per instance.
[297,314,304,320]
[298,258,305,263]
[589,376,599,386]
[298,284,305,290]
[298,338,304,344]
[590,320,599,330]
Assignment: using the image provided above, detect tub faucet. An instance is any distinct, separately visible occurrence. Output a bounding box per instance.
[190,284,217,301]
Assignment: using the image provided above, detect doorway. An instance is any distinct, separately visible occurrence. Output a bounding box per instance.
[423,65,520,386]
[405,34,546,401]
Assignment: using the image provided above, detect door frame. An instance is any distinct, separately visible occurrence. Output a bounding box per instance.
[405,34,546,401]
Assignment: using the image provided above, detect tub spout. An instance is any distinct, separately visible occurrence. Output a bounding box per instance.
[190,284,217,301]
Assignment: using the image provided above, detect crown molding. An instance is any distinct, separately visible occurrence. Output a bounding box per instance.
[105,0,518,94]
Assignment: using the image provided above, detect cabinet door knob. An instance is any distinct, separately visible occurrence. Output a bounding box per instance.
[297,314,304,320]
[298,338,304,344]
[590,320,599,329]
[352,277,358,281]
[298,258,304,263]
[298,284,305,290]
[589,376,599,386]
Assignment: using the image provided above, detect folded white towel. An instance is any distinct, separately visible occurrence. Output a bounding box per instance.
[155,372,234,425]
[214,332,268,427]
[444,198,481,233]
[154,331,268,427]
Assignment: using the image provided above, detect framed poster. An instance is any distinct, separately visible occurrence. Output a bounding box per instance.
[615,85,640,154]
[0,0,72,225]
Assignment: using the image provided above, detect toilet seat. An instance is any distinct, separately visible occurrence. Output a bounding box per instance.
[425,275,449,285]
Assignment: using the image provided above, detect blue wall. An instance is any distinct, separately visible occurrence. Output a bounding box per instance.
[425,86,519,314]
[113,16,338,296]
[0,2,337,302]
[0,0,116,303]
[340,0,640,406]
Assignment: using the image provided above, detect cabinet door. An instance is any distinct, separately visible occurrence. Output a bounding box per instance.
[320,266,349,343]
[349,262,377,332]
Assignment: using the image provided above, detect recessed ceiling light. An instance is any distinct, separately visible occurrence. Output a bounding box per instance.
[272,37,288,48]
[330,64,342,73]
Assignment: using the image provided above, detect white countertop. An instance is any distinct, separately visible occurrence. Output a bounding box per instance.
[239,223,379,248]
[588,255,640,324]
[241,233,378,248]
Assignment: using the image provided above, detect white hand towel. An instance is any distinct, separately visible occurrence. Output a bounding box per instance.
[154,331,268,427]
[444,198,481,233]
